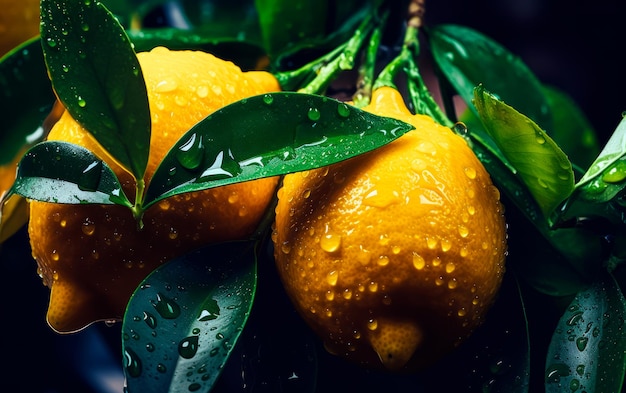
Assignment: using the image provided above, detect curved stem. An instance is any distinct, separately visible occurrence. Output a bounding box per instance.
[297,9,381,95]
[405,34,452,127]
[373,10,452,127]
[273,43,347,91]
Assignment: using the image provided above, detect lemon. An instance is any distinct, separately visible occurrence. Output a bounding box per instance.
[272,86,507,371]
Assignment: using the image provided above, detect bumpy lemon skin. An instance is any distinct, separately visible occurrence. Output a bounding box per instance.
[273,87,507,372]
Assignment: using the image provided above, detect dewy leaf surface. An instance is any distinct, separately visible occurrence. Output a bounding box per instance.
[569,117,626,206]
[545,273,626,393]
[11,141,131,207]
[143,92,413,208]
[122,240,257,393]
[474,86,574,219]
[40,0,151,180]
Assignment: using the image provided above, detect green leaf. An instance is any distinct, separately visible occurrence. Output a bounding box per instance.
[429,24,552,132]
[40,0,151,180]
[0,38,55,166]
[143,92,413,208]
[270,2,369,72]
[545,273,626,393]
[576,119,626,192]
[255,0,329,56]
[542,86,600,171]
[10,141,131,206]
[122,240,257,393]
[508,225,601,297]
[128,29,267,71]
[474,85,574,220]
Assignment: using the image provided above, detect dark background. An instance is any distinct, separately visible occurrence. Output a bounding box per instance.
[2,0,625,392]
[428,0,625,144]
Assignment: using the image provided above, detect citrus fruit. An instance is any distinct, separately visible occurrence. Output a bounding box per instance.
[0,0,40,57]
[28,46,281,333]
[272,86,507,371]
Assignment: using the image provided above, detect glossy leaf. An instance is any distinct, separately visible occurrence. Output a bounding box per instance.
[143,92,413,208]
[429,24,552,132]
[474,85,574,219]
[576,117,626,192]
[122,240,257,393]
[10,141,131,207]
[40,0,150,180]
[545,273,626,393]
[542,86,600,171]
[0,38,55,166]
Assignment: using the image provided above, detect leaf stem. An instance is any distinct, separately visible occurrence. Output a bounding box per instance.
[352,12,387,108]
[373,19,452,127]
[132,178,146,230]
[273,43,348,91]
[404,31,452,127]
[251,177,282,242]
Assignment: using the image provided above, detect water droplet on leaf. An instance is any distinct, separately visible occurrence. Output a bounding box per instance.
[124,347,142,378]
[77,160,102,192]
[178,336,199,359]
[143,311,157,329]
[198,298,220,321]
[545,363,570,384]
[151,293,181,319]
[308,107,321,121]
[176,133,204,170]
[337,103,350,118]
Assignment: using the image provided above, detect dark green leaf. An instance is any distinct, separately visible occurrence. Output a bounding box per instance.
[545,273,626,393]
[542,86,600,171]
[10,141,131,206]
[508,225,601,297]
[429,24,552,132]
[0,38,55,166]
[177,0,261,41]
[122,240,257,393]
[255,0,329,56]
[143,92,413,208]
[128,29,267,71]
[40,0,150,180]
[474,85,574,220]
[270,3,369,72]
